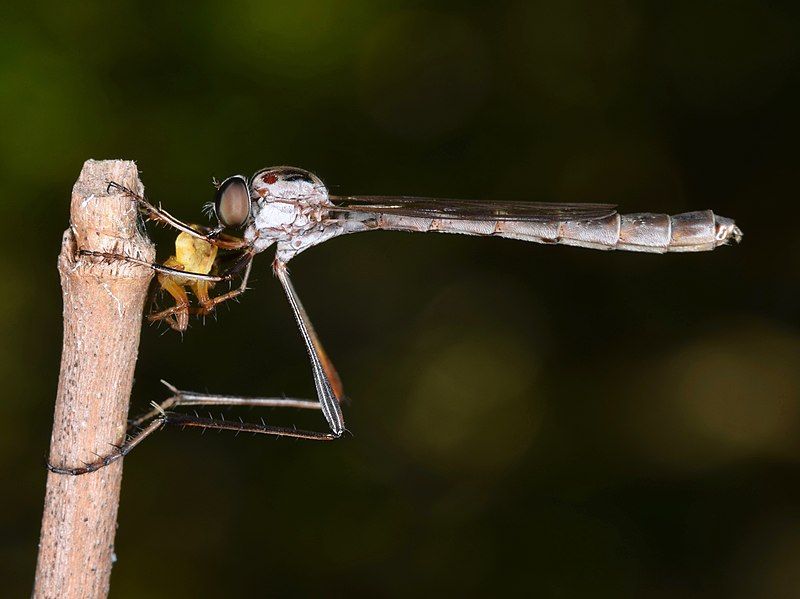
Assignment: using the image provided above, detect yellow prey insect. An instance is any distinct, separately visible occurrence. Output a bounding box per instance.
[149,226,218,332]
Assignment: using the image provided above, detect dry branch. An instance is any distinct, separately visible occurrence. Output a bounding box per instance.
[34,160,154,599]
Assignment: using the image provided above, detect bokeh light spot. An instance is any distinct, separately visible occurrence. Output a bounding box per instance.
[627,319,800,470]
[398,328,542,477]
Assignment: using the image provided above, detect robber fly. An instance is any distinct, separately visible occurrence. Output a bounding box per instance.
[49,166,742,475]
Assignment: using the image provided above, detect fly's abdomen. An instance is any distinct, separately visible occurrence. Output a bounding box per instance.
[617,210,742,252]
[513,210,741,252]
[371,210,741,253]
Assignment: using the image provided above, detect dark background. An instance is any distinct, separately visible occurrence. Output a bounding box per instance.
[3,1,799,596]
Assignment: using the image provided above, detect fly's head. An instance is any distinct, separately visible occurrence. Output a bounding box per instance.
[211,174,252,230]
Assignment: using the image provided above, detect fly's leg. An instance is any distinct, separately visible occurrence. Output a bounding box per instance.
[47,414,167,476]
[194,258,253,317]
[133,260,351,443]
[106,181,248,250]
[134,260,348,448]
[273,259,346,435]
[127,381,334,441]
[47,381,333,476]
[135,381,336,441]
[81,247,246,329]
[79,247,255,285]
[160,415,337,440]
[48,261,349,476]
[129,380,321,427]
[144,250,255,330]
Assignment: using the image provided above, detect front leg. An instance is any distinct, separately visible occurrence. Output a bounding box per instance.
[106,181,248,251]
[79,247,256,284]
[194,258,254,317]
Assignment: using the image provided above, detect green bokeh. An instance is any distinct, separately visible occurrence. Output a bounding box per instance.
[3,1,800,596]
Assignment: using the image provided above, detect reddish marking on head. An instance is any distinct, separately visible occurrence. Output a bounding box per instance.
[263,173,278,185]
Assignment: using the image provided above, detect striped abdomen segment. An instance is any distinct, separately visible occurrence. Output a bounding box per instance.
[373,210,742,253]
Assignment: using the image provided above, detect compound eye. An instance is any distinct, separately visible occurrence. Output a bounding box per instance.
[214,176,250,228]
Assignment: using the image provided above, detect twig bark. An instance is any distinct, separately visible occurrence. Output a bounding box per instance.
[34,160,154,599]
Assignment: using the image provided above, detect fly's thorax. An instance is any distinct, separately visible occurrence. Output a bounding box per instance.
[251,197,301,231]
[250,166,327,202]
[246,166,333,249]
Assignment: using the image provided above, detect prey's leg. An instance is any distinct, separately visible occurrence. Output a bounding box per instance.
[106,181,248,250]
[149,276,190,331]
[273,260,346,436]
